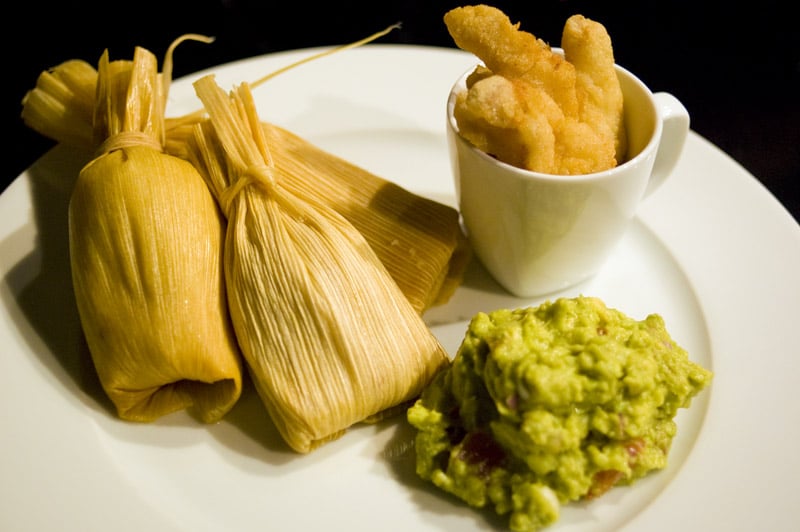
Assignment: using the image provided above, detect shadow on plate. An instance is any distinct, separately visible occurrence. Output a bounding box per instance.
[3,145,115,417]
[380,415,510,530]
[2,145,302,460]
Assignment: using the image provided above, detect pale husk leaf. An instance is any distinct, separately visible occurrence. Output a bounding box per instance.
[188,75,450,452]
[169,117,469,312]
[21,59,97,151]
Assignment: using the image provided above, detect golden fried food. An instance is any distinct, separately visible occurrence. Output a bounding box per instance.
[444,4,578,115]
[445,5,626,175]
[453,73,560,172]
[562,13,627,163]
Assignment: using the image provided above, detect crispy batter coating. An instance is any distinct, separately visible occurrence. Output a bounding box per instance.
[454,74,559,172]
[563,14,627,163]
[445,6,626,175]
[444,4,578,116]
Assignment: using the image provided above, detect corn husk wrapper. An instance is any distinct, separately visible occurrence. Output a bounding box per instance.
[188,75,450,453]
[169,119,469,312]
[53,46,243,423]
[21,59,97,150]
[250,123,468,312]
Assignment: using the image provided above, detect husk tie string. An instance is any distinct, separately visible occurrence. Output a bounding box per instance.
[219,163,277,217]
[96,131,163,158]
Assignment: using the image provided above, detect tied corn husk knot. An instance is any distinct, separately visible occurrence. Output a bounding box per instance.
[218,163,278,217]
[96,130,163,156]
[170,116,470,313]
[187,75,450,453]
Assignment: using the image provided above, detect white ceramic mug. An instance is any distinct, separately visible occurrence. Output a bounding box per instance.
[447,62,690,297]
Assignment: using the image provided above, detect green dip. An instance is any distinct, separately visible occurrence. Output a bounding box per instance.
[407,296,712,531]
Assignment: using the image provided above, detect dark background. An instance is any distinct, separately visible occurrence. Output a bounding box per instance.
[6,1,799,222]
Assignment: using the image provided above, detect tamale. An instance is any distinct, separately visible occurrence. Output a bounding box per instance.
[24,44,244,423]
[168,120,470,312]
[187,75,451,453]
[23,56,470,314]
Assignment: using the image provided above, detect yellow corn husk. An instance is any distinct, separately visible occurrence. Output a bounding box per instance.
[21,59,98,151]
[261,123,469,311]
[64,45,243,423]
[187,75,450,453]
[168,119,470,313]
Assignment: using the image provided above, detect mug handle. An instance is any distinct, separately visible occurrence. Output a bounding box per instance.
[643,92,690,197]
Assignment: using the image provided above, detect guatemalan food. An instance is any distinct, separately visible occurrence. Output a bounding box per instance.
[20,16,713,532]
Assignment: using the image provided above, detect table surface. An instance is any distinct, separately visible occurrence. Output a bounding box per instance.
[6,1,798,223]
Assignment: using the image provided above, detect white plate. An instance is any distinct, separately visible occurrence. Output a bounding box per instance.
[2,45,798,532]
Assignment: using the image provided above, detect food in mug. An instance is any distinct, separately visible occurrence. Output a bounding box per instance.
[407,296,713,531]
[444,5,626,175]
[188,76,450,453]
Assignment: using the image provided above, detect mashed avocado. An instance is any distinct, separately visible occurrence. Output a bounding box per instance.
[407,296,712,531]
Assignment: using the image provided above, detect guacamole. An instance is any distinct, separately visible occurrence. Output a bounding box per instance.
[407,296,712,531]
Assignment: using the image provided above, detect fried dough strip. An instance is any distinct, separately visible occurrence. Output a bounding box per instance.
[444,4,578,117]
[562,14,626,162]
[453,73,560,171]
